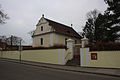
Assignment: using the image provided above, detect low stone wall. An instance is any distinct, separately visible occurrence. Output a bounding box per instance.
[0,49,69,65]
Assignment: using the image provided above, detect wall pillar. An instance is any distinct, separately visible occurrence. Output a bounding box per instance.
[67,39,74,60]
[81,37,89,48]
[80,37,89,66]
[80,48,90,67]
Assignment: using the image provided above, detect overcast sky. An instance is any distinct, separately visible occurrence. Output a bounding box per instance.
[0,0,108,45]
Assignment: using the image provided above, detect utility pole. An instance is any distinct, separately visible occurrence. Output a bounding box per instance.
[11,35,13,50]
[19,39,22,62]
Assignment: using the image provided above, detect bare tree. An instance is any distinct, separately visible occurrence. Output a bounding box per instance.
[6,35,23,46]
[28,30,35,37]
[86,9,100,21]
[0,4,9,24]
[83,9,100,43]
[0,35,7,42]
[0,35,23,46]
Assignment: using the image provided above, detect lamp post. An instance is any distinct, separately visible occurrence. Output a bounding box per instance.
[10,35,13,50]
[19,39,22,62]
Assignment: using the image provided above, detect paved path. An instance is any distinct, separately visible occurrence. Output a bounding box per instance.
[0,59,120,80]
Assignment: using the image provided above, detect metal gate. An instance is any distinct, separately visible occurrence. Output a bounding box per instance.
[73,44,81,59]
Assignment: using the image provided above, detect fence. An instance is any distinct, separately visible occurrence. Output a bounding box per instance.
[0,49,70,65]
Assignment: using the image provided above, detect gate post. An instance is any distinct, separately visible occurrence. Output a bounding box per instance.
[81,37,89,48]
[80,37,89,66]
[67,39,74,60]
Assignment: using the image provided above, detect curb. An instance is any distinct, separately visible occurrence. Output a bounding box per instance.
[1,58,120,78]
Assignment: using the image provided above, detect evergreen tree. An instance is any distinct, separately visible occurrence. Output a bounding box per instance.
[94,14,107,42]
[83,1,120,43]
[104,0,120,42]
[83,9,100,43]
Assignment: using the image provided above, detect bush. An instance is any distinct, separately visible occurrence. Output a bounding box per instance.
[86,42,120,51]
[20,44,67,50]
[2,44,67,51]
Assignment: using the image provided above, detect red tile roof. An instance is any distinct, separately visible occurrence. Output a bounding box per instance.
[45,18,81,39]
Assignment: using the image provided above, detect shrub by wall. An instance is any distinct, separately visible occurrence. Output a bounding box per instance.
[86,42,120,51]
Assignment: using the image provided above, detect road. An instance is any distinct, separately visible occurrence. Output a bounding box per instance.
[0,60,119,80]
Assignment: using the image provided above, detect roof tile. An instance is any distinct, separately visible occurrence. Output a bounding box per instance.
[45,18,81,38]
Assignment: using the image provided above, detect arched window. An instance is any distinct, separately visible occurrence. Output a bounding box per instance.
[40,38,43,45]
[41,26,43,31]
